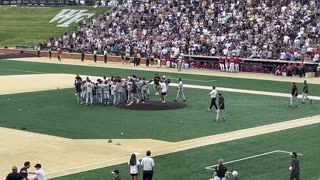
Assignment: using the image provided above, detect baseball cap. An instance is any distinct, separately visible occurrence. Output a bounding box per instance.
[34,163,41,168]
[290,152,297,157]
[111,170,119,174]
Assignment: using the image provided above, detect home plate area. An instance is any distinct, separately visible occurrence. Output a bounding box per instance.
[117,101,187,110]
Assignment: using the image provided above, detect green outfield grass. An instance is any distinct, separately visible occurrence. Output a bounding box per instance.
[1,60,320,96]
[52,124,320,180]
[0,86,319,141]
[0,7,108,46]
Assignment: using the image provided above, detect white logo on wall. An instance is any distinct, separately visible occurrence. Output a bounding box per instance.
[50,9,95,27]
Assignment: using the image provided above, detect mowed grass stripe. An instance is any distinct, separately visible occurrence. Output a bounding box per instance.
[0,7,109,46]
[52,124,320,180]
[1,87,320,141]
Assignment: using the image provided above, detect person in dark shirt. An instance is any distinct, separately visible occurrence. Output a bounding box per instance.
[289,152,300,180]
[153,74,161,95]
[6,166,23,180]
[112,169,122,180]
[290,82,298,107]
[215,93,226,121]
[213,159,228,180]
[20,161,30,179]
[302,80,312,104]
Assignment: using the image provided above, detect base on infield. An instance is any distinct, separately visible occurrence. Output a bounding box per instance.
[117,101,187,111]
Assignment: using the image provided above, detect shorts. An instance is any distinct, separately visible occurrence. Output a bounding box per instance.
[130,173,138,176]
[161,92,167,96]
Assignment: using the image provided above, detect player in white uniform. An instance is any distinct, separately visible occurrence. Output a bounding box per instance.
[85,79,94,106]
[102,80,110,104]
[160,80,167,103]
[111,81,118,105]
[175,78,186,102]
[96,80,103,104]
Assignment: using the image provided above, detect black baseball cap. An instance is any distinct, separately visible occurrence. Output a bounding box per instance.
[34,163,41,168]
[111,170,119,174]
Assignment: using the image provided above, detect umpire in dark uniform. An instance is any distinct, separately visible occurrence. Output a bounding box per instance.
[213,159,228,180]
[289,152,300,180]
[81,48,85,62]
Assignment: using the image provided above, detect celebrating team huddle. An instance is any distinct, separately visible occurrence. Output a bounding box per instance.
[74,73,185,106]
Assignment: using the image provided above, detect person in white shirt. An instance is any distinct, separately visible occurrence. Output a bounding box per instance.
[128,153,140,180]
[208,86,218,111]
[160,80,167,103]
[85,78,94,106]
[141,151,155,180]
[29,163,46,180]
[175,78,186,102]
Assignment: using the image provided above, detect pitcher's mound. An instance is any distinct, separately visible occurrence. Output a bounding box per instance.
[118,101,187,111]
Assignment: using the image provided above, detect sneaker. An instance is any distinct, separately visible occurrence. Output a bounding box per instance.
[162,101,166,103]
[302,102,305,104]
[183,100,186,102]
[207,108,211,111]
[136,99,140,104]
[142,101,145,104]
[174,99,177,102]
[310,99,313,103]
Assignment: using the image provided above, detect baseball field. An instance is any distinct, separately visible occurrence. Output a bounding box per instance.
[0,57,320,180]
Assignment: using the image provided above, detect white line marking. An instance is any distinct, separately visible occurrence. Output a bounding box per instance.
[205,150,303,170]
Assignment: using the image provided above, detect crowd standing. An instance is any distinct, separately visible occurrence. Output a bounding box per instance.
[47,0,320,62]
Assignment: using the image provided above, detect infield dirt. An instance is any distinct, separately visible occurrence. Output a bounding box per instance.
[1,58,320,179]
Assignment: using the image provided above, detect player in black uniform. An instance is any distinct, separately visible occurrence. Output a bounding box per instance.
[302,80,312,104]
[153,74,161,95]
[290,82,298,107]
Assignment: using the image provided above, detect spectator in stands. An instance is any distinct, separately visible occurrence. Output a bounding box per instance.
[49,0,320,64]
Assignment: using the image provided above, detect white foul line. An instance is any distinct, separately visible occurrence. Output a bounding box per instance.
[205,150,303,170]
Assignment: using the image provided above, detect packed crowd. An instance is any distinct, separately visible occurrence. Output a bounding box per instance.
[48,0,320,61]
[74,73,186,106]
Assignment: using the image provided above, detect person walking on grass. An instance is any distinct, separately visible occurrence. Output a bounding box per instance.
[57,48,62,62]
[111,170,122,180]
[290,82,298,108]
[289,152,300,180]
[215,93,226,121]
[208,86,218,111]
[213,159,228,180]
[141,151,155,180]
[175,78,186,102]
[160,80,167,103]
[302,80,312,104]
[128,153,140,180]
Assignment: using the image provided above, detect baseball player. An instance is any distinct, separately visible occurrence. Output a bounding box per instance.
[175,78,186,102]
[153,74,161,95]
[111,81,118,105]
[290,82,298,108]
[229,56,235,72]
[302,80,312,104]
[85,78,94,106]
[102,80,110,105]
[160,80,167,103]
[215,93,226,121]
[96,80,103,104]
[219,57,225,71]
[141,78,151,103]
